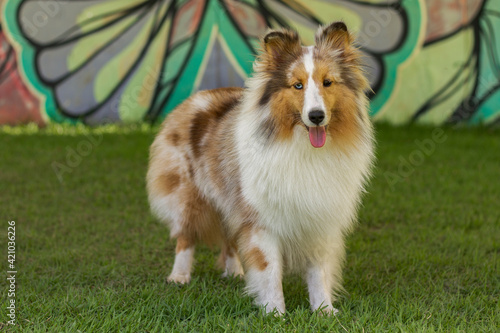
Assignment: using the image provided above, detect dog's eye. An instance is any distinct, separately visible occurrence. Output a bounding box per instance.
[293,83,303,90]
[323,80,332,87]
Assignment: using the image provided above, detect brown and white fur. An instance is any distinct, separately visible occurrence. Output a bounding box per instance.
[147,22,374,315]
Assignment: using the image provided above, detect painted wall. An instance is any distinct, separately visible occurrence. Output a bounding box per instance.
[0,0,499,126]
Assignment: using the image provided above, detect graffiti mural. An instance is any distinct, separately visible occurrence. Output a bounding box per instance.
[376,0,500,125]
[0,0,499,126]
[0,2,43,126]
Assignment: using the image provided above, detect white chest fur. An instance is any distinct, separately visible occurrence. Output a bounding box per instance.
[236,110,373,245]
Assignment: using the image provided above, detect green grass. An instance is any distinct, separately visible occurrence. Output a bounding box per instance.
[0,124,499,332]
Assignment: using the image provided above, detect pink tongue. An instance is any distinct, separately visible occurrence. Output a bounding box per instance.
[308,126,326,148]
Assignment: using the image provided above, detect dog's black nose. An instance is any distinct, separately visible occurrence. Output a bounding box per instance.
[308,110,325,125]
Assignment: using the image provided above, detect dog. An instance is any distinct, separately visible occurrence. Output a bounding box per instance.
[147,21,374,315]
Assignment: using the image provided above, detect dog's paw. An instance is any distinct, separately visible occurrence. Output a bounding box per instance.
[316,306,339,316]
[167,273,191,284]
[221,271,244,279]
[258,301,286,316]
[222,256,245,278]
[221,268,244,279]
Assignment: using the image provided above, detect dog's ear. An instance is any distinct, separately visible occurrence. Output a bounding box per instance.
[315,21,351,51]
[261,29,302,69]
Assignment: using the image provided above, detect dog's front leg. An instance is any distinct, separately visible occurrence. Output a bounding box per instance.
[305,264,337,315]
[241,228,285,315]
[305,240,345,315]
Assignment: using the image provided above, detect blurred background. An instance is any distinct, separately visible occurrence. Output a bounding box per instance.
[1,2,499,331]
[1,0,499,127]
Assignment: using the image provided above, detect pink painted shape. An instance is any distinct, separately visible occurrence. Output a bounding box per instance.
[170,0,206,47]
[0,31,44,126]
[425,0,484,43]
[224,0,267,37]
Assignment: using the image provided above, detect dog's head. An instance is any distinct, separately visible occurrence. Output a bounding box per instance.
[253,22,370,149]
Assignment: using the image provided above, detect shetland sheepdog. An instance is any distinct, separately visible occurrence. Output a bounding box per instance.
[147,22,374,315]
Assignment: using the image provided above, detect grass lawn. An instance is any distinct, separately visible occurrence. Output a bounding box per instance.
[0,124,499,332]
